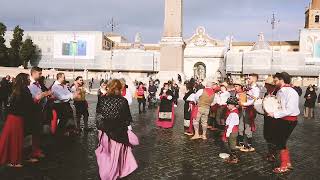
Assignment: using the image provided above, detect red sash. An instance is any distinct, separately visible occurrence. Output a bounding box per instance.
[282,116,298,121]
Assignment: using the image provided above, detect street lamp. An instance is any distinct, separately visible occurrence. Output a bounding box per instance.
[72,32,77,79]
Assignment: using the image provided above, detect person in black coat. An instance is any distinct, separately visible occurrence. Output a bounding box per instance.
[0,75,12,120]
[304,85,317,119]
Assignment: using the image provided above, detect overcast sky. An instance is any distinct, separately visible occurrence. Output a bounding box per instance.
[0,0,311,43]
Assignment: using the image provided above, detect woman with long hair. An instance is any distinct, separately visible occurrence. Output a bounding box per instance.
[95,79,138,180]
[0,73,34,167]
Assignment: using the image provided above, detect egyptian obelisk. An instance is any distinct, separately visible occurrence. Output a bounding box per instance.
[158,0,184,81]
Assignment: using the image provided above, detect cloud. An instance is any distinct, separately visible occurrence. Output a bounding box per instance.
[0,0,310,43]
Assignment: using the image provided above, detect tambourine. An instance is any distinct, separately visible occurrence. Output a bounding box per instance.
[262,95,282,114]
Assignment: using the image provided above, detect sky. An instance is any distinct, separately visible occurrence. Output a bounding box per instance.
[0,0,311,43]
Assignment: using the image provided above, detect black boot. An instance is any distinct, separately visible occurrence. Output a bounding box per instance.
[236,135,245,149]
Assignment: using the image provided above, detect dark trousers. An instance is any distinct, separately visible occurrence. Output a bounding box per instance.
[137,98,146,112]
[0,98,8,121]
[263,116,276,143]
[53,103,74,134]
[74,101,89,129]
[273,120,297,150]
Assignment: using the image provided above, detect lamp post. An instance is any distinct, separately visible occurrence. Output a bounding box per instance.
[72,32,77,79]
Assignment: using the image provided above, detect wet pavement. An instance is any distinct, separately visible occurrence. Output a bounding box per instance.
[0,94,320,180]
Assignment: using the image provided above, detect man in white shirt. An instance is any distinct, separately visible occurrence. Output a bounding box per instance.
[191,79,218,140]
[268,72,299,174]
[239,74,260,152]
[51,73,80,135]
[27,67,51,161]
[213,84,230,130]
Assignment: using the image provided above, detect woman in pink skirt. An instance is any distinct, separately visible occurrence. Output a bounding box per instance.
[95,79,138,180]
[0,73,35,167]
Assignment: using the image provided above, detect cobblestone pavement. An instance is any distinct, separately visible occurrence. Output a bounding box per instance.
[0,94,320,180]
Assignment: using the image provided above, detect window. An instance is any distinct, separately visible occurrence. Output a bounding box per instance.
[315,15,319,23]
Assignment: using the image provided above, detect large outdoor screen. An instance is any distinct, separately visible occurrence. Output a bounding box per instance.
[54,33,95,59]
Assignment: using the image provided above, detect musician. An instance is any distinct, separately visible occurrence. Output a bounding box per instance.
[191,78,218,140]
[51,73,80,136]
[233,79,246,149]
[263,76,277,162]
[238,74,260,152]
[268,72,300,174]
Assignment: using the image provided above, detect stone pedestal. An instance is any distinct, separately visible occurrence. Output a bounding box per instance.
[159,0,184,82]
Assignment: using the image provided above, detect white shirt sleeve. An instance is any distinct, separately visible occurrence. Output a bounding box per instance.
[219,91,230,105]
[226,113,239,137]
[28,84,41,99]
[243,86,260,106]
[274,88,300,118]
[52,84,73,102]
[186,93,196,102]
[195,89,204,102]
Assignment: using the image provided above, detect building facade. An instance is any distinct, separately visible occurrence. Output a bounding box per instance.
[3,0,320,85]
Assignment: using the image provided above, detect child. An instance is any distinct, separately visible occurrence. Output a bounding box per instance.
[222,96,240,164]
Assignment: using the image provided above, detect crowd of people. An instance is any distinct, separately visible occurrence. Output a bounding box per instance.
[0,68,318,178]
[180,72,301,173]
[0,67,91,168]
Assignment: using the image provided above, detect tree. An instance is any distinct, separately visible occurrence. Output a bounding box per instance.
[0,22,8,66]
[20,38,36,68]
[30,45,42,67]
[8,26,24,67]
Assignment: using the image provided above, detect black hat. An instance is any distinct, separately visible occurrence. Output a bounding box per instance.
[227,96,238,105]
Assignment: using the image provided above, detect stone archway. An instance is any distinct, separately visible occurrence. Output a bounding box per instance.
[193,62,206,80]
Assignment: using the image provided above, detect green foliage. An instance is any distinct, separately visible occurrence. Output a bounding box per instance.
[8,25,24,66]
[0,23,7,66]
[0,22,6,36]
[20,38,36,68]
[30,45,42,67]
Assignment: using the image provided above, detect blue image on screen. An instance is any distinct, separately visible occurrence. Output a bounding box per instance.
[77,40,87,56]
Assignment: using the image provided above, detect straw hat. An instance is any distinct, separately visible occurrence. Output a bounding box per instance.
[264,75,274,85]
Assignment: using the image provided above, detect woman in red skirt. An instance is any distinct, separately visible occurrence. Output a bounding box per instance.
[0,73,34,167]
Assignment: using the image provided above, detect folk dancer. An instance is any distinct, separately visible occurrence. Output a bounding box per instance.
[156,83,174,129]
[239,74,260,152]
[0,73,34,167]
[183,82,196,135]
[51,73,80,136]
[222,96,240,164]
[27,67,51,161]
[263,76,278,162]
[212,82,230,131]
[71,76,90,132]
[191,78,218,140]
[268,72,300,174]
